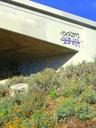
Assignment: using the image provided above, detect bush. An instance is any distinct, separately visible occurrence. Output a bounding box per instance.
[30,112,54,128]
[31,69,57,92]
[62,61,96,82]
[0,84,10,98]
[3,112,54,128]
[55,97,96,121]
[74,102,96,120]
[81,87,96,104]
[63,79,82,97]
[55,98,78,121]
[7,76,28,85]
[49,88,57,98]
[20,88,46,112]
[0,86,47,127]
[0,97,14,126]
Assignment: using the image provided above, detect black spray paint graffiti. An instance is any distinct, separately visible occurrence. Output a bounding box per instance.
[60,31,80,47]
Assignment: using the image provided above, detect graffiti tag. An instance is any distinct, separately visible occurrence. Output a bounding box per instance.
[60,31,80,47]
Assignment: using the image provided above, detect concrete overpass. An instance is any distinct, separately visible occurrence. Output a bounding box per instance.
[0,0,96,78]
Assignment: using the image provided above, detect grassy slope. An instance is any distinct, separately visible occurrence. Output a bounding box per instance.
[0,60,96,128]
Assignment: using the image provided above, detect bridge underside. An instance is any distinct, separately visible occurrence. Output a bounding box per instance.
[0,28,75,60]
[0,28,76,78]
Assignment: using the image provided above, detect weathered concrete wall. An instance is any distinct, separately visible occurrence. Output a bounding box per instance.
[63,27,96,67]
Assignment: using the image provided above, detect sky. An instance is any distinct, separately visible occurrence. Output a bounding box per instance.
[32,0,96,22]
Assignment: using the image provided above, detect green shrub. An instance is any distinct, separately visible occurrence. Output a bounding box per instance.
[63,61,96,82]
[32,69,57,92]
[81,87,96,104]
[0,84,10,98]
[74,102,96,120]
[55,98,77,120]
[20,90,46,112]
[7,76,28,86]
[11,86,47,114]
[49,88,57,98]
[0,97,14,126]
[30,112,54,128]
[55,97,96,121]
[63,80,81,97]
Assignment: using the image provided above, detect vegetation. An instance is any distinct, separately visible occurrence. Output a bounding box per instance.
[0,60,96,128]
